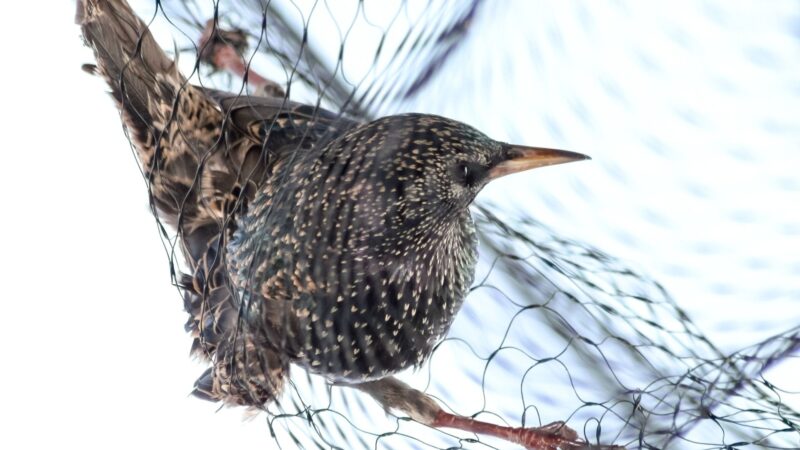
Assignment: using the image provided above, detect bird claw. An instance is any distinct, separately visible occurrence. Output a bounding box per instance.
[506,421,628,450]
[534,420,580,441]
[432,410,625,450]
[196,19,285,97]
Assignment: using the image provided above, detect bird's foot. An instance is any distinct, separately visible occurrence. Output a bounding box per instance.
[528,420,580,441]
[432,411,627,450]
[351,377,625,450]
[197,19,285,97]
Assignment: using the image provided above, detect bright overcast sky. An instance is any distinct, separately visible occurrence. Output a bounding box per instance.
[1,1,798,449]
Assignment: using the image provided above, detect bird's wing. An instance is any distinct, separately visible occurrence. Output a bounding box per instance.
[202,87,359,144]
[202,87,334,120]
[77,0,360,406]
[77,0,232,244]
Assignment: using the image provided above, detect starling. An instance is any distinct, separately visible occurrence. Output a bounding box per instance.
[78,1,623,449]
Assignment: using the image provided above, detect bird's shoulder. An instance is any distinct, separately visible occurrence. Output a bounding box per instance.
[201,87,360,146]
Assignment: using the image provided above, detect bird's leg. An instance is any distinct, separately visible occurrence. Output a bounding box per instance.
[198,19,286,97]
[350,377,626,450]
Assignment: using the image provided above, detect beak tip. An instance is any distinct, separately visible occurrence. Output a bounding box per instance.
[566,150,591,162]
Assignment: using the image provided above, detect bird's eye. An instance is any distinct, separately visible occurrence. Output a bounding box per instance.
[454,162,485,187]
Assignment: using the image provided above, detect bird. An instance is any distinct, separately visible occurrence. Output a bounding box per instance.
[77,1,623,449]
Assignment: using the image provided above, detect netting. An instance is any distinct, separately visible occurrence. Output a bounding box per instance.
[83,1,799,449]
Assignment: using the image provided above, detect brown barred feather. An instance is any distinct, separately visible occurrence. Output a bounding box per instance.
[77,0,355,406]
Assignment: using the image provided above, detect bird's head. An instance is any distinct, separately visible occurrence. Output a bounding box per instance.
[357,114,589,232]
[282,113,589,261]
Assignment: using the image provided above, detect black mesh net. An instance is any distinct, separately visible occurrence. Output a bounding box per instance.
[81,1,799,449]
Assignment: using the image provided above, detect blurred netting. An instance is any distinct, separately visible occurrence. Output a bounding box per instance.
[133,1,798,449]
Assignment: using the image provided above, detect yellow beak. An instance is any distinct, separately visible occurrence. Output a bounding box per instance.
[487,145,590,181]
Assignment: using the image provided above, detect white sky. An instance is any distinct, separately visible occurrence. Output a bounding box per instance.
[1,1,798,449]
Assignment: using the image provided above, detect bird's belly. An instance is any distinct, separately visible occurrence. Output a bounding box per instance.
[287,290,460,382]
[296,326,442,383]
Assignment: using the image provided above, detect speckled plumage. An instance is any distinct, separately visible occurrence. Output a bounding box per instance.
[77,3,608,448]
[78,0,505,403]
[228,114,490,382]
[79,0,355,405]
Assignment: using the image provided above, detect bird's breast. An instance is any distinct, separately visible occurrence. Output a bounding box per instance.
[286,251,473,381]
[225,143,479,381]
[228,225,478,382]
